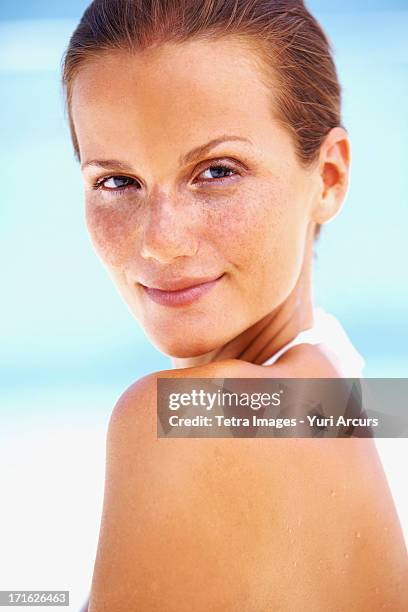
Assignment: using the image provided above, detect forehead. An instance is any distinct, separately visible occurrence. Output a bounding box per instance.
[70,37,284,164]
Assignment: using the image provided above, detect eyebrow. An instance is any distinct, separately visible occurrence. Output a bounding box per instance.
[179,135,252,165]
[81,158,134,172]
[80,134,253,172]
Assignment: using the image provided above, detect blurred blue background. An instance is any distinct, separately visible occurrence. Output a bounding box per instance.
[1,1,407,609]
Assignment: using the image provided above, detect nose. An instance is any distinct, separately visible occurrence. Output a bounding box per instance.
[140,190,198,263]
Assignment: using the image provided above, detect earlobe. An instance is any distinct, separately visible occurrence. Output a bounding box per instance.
[312,127,351,226]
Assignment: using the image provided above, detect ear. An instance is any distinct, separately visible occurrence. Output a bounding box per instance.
[311,127,350,225]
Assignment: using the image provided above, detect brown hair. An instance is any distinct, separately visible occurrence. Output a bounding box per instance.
[61,0,343,240]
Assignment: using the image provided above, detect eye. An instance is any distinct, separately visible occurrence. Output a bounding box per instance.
[92,175,139,195]
[194,163,239,183]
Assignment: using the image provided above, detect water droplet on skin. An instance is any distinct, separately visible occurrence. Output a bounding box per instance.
[355,531,361,538]
[293,561,298,568]
[343,553,349,559]
[330,490,336,497]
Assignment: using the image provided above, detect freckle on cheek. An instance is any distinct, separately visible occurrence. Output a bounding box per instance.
[85,203,138,267]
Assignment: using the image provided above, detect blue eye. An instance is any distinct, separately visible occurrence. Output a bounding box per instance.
[196,164,237,182]
[92,162,239,196]
[92,175,139,195]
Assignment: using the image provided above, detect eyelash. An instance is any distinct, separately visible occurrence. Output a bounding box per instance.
[91,162,240,197]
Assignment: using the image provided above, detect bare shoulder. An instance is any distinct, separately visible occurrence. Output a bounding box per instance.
[107,346,343,441]
[106,358,253,434]
[89,360,408,612]
[110,344,343,426]
[108,357,267,431]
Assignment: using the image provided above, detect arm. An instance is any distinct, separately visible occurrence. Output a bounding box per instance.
[88,364,408,611]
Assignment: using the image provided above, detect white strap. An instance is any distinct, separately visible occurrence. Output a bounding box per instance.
[262,308,365,377]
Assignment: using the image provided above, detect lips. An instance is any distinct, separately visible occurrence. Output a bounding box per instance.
[139,274,224,307]
[141,275,224,292]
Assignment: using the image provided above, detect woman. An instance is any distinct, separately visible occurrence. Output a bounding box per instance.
[62,1,407,610]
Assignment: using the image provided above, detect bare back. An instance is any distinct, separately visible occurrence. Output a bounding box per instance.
[88,351,408,611]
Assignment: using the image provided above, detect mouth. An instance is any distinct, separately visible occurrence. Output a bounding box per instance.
[139,274,225,307]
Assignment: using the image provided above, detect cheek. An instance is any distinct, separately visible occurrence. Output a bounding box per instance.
[208,181,301,269]
[209,180,308,305]
[85,197,141,267]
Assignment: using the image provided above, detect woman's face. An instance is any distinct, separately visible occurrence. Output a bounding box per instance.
[71,37,321,357]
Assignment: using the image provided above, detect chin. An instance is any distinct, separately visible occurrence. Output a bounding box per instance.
[145,328,220,359]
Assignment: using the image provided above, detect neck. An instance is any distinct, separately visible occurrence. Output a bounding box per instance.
[171,223,316,369]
